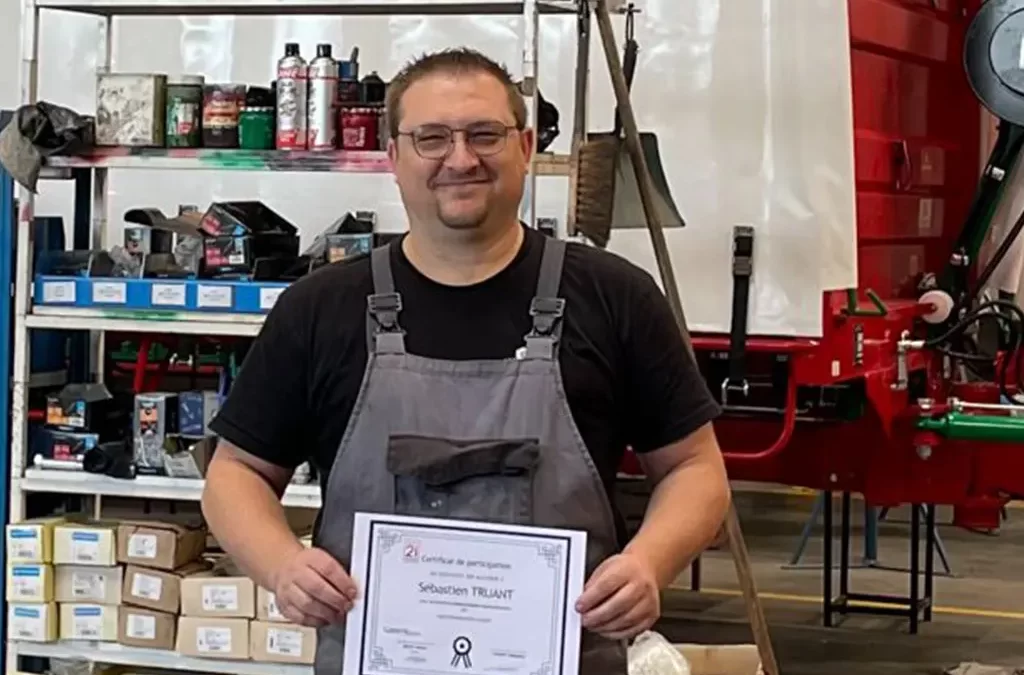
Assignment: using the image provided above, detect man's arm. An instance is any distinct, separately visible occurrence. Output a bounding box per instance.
[201,287,356,626]
[626,422,730,588]
[576,268,726,639]
[201,441,303,588]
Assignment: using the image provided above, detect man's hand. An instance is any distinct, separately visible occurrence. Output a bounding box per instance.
[273,547,359,627]
[575,552,660,641]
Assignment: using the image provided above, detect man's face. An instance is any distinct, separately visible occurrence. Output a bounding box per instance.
[387,71,534,233]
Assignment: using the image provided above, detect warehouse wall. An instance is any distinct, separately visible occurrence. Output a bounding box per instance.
[0,2,859,338]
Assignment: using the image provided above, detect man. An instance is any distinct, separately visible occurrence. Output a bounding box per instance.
[202,48,730,675]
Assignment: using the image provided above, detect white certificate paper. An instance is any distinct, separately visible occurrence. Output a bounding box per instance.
[342,512,587,675]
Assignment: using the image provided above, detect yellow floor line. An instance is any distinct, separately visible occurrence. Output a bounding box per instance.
[697,587,1024,621]
[733,484,1024,511]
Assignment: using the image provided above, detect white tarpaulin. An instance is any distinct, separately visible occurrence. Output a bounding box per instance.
[0,0,858,337]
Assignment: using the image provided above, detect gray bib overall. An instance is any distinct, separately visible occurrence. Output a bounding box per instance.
[313,236,628,674]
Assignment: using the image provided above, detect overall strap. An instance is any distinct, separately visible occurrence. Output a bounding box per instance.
[366,244,406,354]
[523,236,568,360]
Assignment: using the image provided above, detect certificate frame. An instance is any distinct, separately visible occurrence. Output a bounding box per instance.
[342,512,587,675]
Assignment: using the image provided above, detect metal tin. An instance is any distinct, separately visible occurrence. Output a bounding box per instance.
[339,106,379,151]
[239,107,275,150]
[165,75,204,148]
[95,73,168,147]
[202,84,245,148]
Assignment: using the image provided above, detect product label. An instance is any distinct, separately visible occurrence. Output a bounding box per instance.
[202,584,239,611]
[8,528,41,561]
[71,571,105,600]
[11,606,43,640]
[92,281,127,304]
[127,613,157,640]
[197,284,232,309]
[267,592,285,621]
[196,626,233,653]
[151,283,187,307]
[128,533,158,559]
[10,566,42,599]
[41,280,75,304]
[267,627,304,656]
[72,606,103,639]
[70,530,101,563]
[259,286,284,310]
[131,572,164,600]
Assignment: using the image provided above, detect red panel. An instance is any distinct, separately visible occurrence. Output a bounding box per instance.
[849,0,978,299]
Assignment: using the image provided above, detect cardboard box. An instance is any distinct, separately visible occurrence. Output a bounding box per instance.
[176,616,249,659]
[6,564,54,603]
[122,562,209,613]
[55,565,123,604]
[54,523,118,566]
[6,517,65,563]
[118,606,176,650]
[59,603,119,641]
[250,620,316,664]
[7,602,58,641]
[676,644,764,675]
[116,519,206,571]
[180,575,255,618]
[256,586,287,622]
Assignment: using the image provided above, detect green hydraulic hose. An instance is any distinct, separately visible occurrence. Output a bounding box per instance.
[917,411,1024,443]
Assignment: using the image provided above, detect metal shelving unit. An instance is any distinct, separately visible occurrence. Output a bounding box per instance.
[8,0,610,672]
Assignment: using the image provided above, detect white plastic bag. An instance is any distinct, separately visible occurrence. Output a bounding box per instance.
[628,630,692,675]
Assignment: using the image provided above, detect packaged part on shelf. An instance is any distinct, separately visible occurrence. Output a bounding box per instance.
[118,605,177,650]
[54,564,124,605]
[162,436,215,480]
[134,393,179,475]
[176,616,250,660]
[250,621,316,665]
[7,602,58,642]
[181,574,256,619]
[54,523,118,566]
[256,586,286,623]
[6,563,55,603]
[116,519,207,571]
[59,603,120,641]
[122,560,210,614]
[6,516,66,563]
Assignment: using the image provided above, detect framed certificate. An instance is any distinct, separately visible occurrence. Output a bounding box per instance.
[342,512,587,675]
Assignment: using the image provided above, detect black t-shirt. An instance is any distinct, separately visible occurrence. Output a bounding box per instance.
[210,226,720,526]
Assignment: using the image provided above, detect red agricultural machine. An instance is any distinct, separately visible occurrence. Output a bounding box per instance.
[618,0,1024,633]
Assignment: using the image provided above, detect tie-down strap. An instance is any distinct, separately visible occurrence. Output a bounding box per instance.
[722,225,754,404]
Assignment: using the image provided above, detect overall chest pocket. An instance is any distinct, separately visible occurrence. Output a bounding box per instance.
[387,435,540,526]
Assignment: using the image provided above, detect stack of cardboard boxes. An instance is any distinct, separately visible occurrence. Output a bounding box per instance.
[177,561,316,663]
[118,519,208,650]
[4,516,316,665]
[4,517,64,641]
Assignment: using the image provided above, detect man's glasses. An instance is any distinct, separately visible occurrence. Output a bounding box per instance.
[397,121,520,160]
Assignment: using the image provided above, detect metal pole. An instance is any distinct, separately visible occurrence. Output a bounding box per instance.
[591,2,778,672]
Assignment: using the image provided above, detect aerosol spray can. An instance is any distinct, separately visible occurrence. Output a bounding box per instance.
[307,43,339,151]
[275,42,308,149]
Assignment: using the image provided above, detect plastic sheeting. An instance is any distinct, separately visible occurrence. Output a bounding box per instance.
[0,0,858,337]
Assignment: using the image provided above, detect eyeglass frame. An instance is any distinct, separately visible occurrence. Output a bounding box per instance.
[394,120,524,160]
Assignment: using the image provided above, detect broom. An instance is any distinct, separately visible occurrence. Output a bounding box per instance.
[569,4,638,248]
[581,3,781,674]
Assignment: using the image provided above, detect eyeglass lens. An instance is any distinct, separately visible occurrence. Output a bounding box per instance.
[412,121,511,158]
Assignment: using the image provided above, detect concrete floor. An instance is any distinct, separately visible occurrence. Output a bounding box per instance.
[617,482,1024,675]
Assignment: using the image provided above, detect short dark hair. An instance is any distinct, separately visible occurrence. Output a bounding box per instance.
[385,47,528,138]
